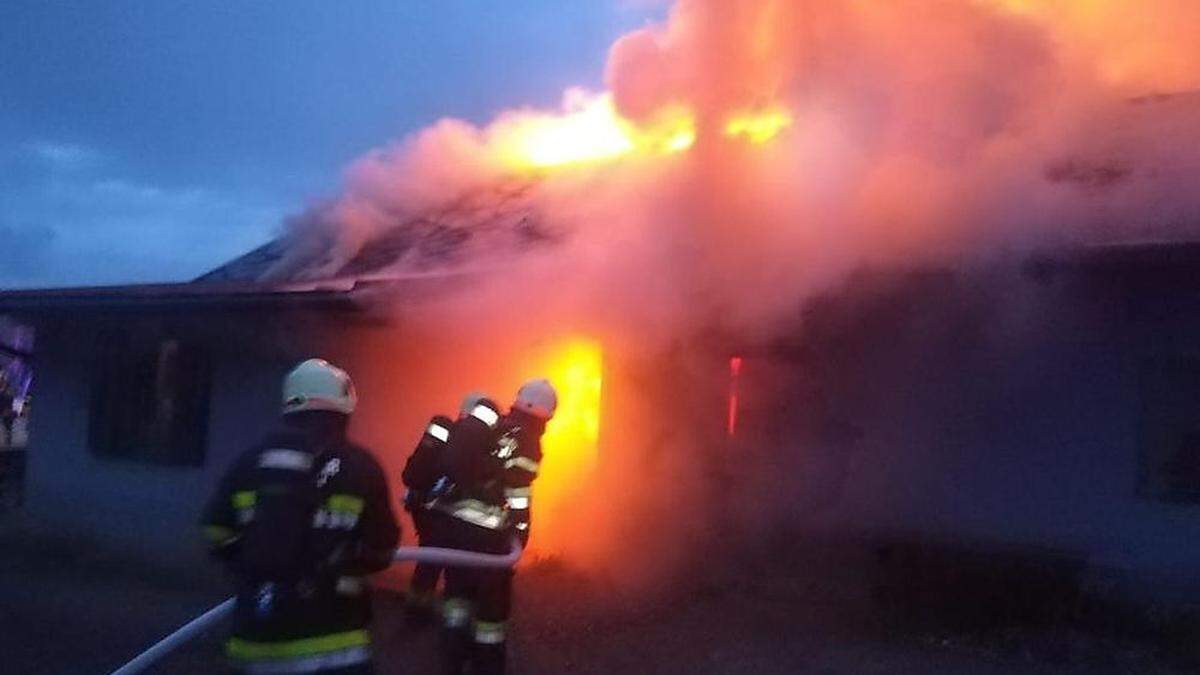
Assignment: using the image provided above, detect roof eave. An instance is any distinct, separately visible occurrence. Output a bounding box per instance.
[0,271,483,316]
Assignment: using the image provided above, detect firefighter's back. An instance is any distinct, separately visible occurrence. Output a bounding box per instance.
[201,360,399,674]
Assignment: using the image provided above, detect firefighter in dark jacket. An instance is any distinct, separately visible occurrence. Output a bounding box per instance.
[496,380,555,547]
[400,412,452,620]
[202,358,400,674]
[400,393,487,620]
[433,380,557,675]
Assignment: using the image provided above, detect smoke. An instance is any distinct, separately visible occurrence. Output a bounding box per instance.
[284,0,1200,340]
[288,1,1200,583]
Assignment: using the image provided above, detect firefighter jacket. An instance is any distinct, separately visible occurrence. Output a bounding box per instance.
[201,411,400,674]
[496,409,546,542]
[400,414,453,512]
[433,406,546,542]
[433,404,510,531]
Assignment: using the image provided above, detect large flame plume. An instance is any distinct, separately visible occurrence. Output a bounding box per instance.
[308,0,1200,574]
[493,90,696,169]
[521,339,603,557]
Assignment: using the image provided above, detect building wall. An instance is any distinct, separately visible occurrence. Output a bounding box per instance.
[15,267,1200,600]
[748,266,1200,598]
[22,315,302,567]
[17,308,471,569]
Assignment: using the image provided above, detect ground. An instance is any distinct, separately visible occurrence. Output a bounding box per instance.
[0,520,1190,674]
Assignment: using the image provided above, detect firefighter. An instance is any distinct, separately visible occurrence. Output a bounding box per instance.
[400,412,452,621]
[201,358,400,674]
[399,392,485,621]
[433,380,557,675]
[497,379,556,548]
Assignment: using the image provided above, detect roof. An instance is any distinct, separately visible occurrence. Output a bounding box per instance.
[0,178,541,313]
[0,273,477,314]
[1053,239,1200,270]
[1024,240,1200,286]
[191,237,293,284]
[197,179,547,284]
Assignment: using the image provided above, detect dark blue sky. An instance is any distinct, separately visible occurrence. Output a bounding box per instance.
[0,1,664,288]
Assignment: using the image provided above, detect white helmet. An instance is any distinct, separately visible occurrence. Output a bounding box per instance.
[512,379,557,420]
[282,358,357,415]
[458,391,488,419]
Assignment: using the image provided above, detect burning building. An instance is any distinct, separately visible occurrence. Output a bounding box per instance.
[7,194,1200,607]
[3,0,1200,614]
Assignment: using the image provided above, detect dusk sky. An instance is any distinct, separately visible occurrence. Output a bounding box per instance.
[0,1,665,288]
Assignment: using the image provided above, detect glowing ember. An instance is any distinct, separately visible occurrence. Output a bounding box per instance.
[724,107,793,144]
[527,339,603,552]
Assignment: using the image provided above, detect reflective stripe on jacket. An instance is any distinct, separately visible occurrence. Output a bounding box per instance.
[437,497,508,530]
[227,628,370,673]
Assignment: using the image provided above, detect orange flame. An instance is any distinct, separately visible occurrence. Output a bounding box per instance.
[496,91,695,170]
[526,339,604,555]
[724,107,793,144]
[492,89,800,171]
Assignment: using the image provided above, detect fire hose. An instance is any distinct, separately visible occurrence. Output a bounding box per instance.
[108,539,523,675]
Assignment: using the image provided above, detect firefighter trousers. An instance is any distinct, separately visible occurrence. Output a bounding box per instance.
[430,513,513,675]
[408,509,444,604]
